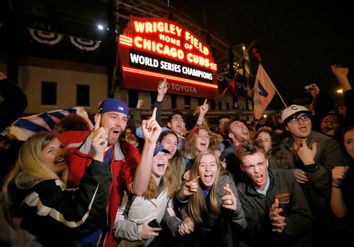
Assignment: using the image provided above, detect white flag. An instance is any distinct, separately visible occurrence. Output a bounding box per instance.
[253,64,275,119]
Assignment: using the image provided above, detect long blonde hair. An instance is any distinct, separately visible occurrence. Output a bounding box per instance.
[2,132,66,205]
[187,150,221,224]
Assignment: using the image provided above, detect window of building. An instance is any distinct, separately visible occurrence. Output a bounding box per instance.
[41,81,57,105]
[184,96,191,110]
[76,84,90,106]
[226,102,230,110]
[129,89,139,108]
[209,99,215,110]
[171,94,177,109]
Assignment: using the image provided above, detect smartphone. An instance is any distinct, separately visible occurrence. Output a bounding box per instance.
[148,219,161,228]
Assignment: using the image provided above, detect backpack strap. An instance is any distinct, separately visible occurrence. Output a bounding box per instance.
[123,193,136,218]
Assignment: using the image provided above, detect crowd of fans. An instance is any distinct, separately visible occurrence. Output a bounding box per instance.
[0,65,353,247]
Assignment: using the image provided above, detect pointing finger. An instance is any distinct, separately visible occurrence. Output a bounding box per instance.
[94,114,101,131]
[204,98,208,105]
[223,183,232,195]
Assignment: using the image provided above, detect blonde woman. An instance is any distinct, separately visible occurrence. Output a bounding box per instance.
[176,150,246,247]
[114,144,181,247]
[1,117,112,247]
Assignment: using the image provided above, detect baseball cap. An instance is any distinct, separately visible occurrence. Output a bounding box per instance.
[154,144,170,157]
[281,104,310,122]
[98,98,129,116]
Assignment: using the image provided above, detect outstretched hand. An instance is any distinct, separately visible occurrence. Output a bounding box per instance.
[157,77,168,102]
[269,198,286,233]
[179,176,199,200]
[221,183,237,210]
[158,78,168,94]
[141,107,161,145]
[331,65,348,79]
[199,99,209,115]
[92,114,108,161]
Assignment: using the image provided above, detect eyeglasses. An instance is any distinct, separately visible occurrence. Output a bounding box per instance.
[288,114,310,125]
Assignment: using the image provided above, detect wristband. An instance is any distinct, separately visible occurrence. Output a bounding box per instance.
[303,163,320,172]
[332,183,341,188]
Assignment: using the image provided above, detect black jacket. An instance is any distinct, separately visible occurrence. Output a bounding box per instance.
[237,169,313,247]
[8,160,111,247]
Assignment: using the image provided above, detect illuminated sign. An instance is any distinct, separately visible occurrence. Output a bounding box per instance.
[118,17,218,98]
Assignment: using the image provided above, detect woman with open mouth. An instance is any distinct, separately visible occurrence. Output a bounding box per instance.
[1,124,112,247]
[175,150,246,247]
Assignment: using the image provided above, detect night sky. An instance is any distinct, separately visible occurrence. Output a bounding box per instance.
[168,0,354,109]
[1,0,353,110]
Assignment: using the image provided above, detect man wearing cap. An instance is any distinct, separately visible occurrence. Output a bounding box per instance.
[269,104,347,246]
[58,98,161,247]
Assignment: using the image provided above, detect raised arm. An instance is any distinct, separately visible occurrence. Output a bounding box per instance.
[131,99,144,129]
[331,65,352,91]
[331,65,354,125]
[330,166,349,218]
[196,99,209,126]
[132,108,161,195]
[91,114,107,162]
[154,78,168,125]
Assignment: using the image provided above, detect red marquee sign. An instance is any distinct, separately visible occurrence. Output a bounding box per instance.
[118,17,218,98]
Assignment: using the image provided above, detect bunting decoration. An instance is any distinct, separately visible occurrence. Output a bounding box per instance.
[69,37,101,51]
[28,28,101,51]
[29,28,63,45]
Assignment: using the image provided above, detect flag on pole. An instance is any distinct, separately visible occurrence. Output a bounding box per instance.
[253,64,275,119]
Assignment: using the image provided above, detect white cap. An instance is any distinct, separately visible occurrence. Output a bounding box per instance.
[281,104,310,122]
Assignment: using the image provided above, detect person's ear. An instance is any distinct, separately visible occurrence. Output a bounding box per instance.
[284,124,289,131]
[167,122,172,128]
[228,132,234,140]
[240,163,246,173]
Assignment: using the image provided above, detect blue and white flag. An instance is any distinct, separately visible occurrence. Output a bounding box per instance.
[253,64,275,119]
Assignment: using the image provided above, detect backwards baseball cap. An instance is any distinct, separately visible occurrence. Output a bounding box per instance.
[98,98,129,116]
[281,104,310,122]
[154,144,170,157]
